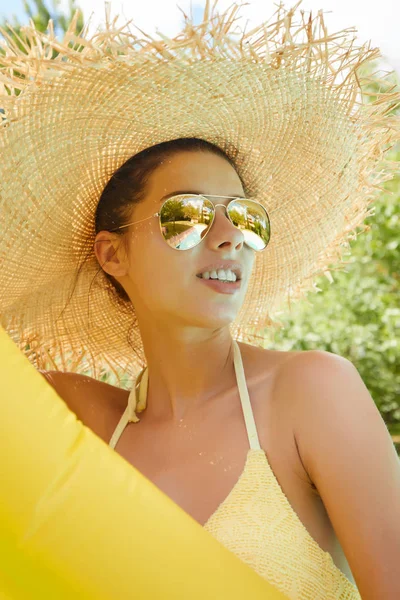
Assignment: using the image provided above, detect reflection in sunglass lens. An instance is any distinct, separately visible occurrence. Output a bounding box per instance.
[160,196,270,251]
[227,199,270,251]
[160,196,214,250]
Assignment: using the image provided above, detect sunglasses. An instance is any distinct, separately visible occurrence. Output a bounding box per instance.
[116,194,271,251]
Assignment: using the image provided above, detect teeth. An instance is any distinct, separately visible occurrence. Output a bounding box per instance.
[200,269,237,282]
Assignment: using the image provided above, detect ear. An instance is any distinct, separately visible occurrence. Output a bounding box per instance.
[93,231,129,278]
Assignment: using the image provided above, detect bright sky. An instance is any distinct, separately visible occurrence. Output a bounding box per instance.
[0,0,399,73]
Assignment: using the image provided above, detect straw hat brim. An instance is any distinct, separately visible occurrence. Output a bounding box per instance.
[0,1,398,384]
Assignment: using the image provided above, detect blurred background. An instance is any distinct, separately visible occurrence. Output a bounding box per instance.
[0,0,399,455]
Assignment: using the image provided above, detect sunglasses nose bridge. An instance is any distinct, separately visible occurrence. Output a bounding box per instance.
[213,203,230,217]
[209,202,244,244]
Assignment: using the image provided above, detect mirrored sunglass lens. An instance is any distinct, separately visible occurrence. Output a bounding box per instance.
[160,196,214,250]
[227,200,270,251]
[160,196,270,251]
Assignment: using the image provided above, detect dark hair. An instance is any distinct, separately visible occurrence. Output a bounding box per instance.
[94,137,242,302]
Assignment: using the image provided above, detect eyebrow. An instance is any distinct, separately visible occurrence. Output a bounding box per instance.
[159,190,246,202]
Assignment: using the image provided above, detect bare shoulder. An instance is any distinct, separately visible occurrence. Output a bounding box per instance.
[238,344,334,494]
[270,347,350,467]
[238,340,318,426]
[247,344,347,449]
[39,370,129,430]
[238,340,309,383]
[253,346,347,488]
[272,347,349,395]
[268,347,350,416]
[240,343,338,418]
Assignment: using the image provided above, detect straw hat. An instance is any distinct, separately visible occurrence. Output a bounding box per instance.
[0,0,399,385]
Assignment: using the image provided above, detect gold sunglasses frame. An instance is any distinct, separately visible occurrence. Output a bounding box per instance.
[116,194,271,251]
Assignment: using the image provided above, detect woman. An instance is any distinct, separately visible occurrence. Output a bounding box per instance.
[1,2,399,598]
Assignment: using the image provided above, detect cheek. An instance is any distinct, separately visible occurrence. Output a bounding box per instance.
[126,223,184,294]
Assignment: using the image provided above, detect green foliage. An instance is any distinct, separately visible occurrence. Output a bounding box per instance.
[357,61,400,116]
[0,0,84,105]
[0,0,84,54]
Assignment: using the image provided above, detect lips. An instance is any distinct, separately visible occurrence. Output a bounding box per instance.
[197,276,241,294]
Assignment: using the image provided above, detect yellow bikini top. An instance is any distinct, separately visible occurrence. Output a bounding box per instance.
[109,341,361,600]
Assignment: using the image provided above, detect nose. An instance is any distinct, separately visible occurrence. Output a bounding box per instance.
[202,203,244,250]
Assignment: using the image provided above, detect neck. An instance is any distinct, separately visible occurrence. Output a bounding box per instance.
[136,322,238,423]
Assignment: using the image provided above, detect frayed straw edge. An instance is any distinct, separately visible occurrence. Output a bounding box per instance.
[0,0,390,107]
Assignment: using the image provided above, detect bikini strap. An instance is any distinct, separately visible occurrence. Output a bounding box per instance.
[232,340,261,451]
[110,343,259,451]
[108,367,148,450]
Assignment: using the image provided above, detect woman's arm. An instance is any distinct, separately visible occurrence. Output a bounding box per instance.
[282,351,400,600]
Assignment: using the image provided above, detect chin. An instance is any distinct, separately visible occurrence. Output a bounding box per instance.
[186,306,240,329]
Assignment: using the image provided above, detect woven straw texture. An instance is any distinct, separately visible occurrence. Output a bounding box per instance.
[204,449,361,599]
[0,0,399,384]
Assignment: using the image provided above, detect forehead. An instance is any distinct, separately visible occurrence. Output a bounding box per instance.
[146,151,244,200]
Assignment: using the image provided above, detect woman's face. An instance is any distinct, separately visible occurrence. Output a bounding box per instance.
[114,151,255,331]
